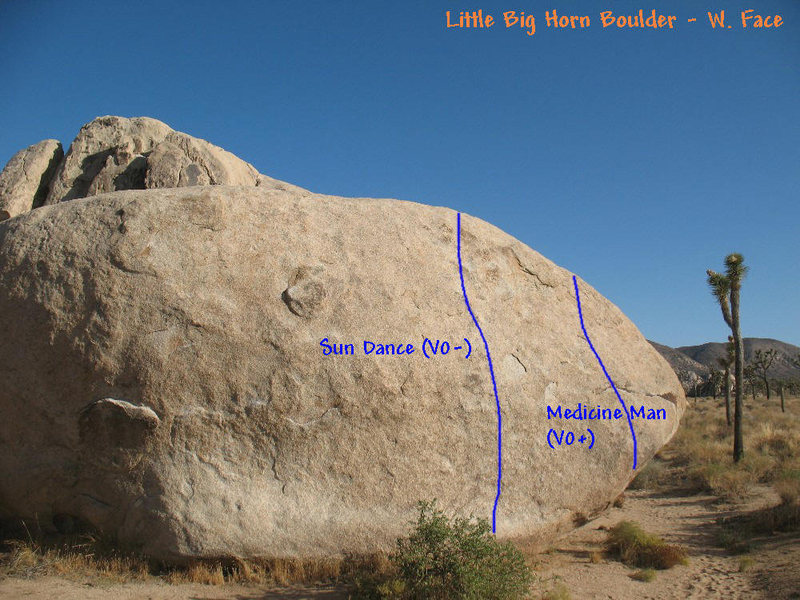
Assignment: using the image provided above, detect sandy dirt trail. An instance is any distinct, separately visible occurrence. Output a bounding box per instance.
[536,486,799,600]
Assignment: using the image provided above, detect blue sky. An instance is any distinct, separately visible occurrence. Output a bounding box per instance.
[1,0,798,347]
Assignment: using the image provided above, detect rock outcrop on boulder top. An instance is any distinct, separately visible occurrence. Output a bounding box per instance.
[0,116,306,218]
[0,118,685,561]
[0,139,63,221]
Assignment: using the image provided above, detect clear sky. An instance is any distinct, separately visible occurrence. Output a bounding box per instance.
[1,0,798,348]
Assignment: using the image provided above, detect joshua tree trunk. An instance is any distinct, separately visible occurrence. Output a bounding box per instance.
[780,384,786,413]
[724,367,731,426]
[763,376,770,400]
[731,278,744,462]
[707,254,746,463]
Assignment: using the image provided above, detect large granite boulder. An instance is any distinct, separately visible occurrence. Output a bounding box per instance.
[0,118,685,561]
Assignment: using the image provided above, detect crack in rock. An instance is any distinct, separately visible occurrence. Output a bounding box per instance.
[512,250,554,289]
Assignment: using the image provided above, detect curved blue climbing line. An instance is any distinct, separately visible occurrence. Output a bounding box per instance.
[457,212,503,533]
[572,275,638,470]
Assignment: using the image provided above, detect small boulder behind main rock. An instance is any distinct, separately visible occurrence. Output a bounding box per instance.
[44,115,309,204]
[1,116,310,222]
[45,116,173,204]
[144,131,260,188]
[0,139,63,221]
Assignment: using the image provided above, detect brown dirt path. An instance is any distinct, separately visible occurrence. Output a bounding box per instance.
[0,577,350,599]
[535,485,799,600]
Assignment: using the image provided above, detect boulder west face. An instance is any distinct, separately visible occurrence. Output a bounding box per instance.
[0,181,684,560]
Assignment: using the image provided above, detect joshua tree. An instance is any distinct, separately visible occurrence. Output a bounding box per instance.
[716,338,734,426]
[707,253,747,462]
[751,348,777,401]
[788,354,800,409]
[776,379,787,413]
[744,364,759,401]
[708,369,722,400]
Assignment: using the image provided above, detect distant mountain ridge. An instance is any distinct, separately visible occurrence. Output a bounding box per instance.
[648,341,710,389]
[677,338,800,380]
[649,338,800,391]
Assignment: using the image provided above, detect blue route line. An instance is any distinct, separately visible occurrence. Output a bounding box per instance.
[457,213,503,533]
[572,275,638,470]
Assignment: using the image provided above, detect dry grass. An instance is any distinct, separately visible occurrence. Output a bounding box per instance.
[164,561,226,585]
[737,556,755,572]
[539,577,572,600]
[164,554,391,586]
[628,459,668,490]
[540,584,571,599]
[716,495,800,556]
[0,529,389,588]
[647,394,800,502]
[0,538,150,583]
[604,521,688,569]
[629,568,656,582]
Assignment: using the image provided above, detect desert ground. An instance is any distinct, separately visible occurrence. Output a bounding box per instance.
[2,394,798,600]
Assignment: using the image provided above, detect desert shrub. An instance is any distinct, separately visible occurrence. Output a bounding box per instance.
[683,457,768,501]
[752,422,798,461]
[705,465,756,500]
[629,568,656,582]
[604,521,687,569]
[741,453,778,483]
[354,500,533,599]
